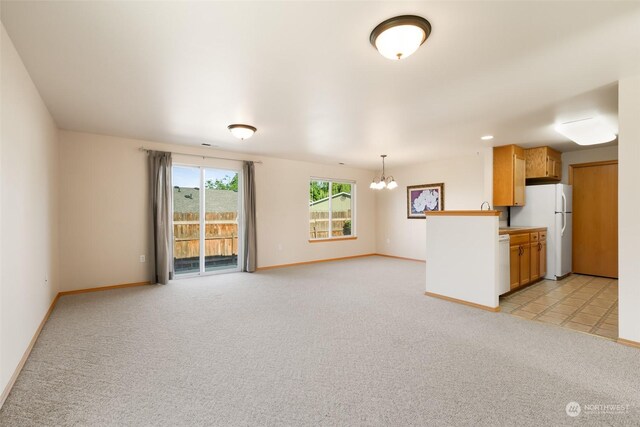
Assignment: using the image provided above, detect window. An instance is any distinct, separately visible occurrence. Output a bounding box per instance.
[309,179,355,240]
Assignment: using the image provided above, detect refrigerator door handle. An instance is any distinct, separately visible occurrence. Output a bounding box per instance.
[560,190,568,237]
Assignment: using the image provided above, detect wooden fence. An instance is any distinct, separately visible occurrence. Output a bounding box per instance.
[173,212,238,259]
[309,210,351,239]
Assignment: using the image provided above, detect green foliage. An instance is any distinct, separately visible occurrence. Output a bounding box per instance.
[343,220,352,236]
[205,174,238,192]
[332,182,351,196]
[310,181,351,202]
[310,181,329,202]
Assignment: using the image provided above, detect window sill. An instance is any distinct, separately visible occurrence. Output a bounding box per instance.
[308,237,358,243]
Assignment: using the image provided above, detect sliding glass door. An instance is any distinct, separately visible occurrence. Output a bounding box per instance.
[173,166,241,276]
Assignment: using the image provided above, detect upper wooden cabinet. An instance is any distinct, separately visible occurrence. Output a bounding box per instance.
[493,145,526,207]
[524,146,562,181]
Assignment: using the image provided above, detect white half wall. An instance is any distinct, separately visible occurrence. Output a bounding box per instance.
[618,75,640,343]
[1,24,59,396]
[376,153,486,260]
[425,214,499,309]
[58,130,376,291]
[560,145,618,184]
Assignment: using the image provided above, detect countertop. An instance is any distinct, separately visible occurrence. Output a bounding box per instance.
[499,226,547,235]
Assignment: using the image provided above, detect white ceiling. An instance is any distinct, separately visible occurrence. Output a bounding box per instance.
[2,1,639,169]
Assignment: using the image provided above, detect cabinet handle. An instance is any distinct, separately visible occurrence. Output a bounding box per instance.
[538,242,542,251]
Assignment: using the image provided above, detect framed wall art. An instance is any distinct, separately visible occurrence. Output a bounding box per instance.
[407,183,444,218]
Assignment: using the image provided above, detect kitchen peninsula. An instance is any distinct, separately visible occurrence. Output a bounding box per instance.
[425,210,501,311]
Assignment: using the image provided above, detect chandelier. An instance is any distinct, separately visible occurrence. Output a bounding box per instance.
[370,155,397,190]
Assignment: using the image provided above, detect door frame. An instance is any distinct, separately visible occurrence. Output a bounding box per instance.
[568,160,618,184]
[172,163,244,278]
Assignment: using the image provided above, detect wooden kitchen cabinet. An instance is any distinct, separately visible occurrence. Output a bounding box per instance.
[524,146,562,182]
[505,229,546,292]
[493,145,526,207]
[530,240,540,282]
[539,232,547,278]
[509,232,531,289]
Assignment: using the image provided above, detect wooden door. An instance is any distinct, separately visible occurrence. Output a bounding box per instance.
[540,241,547,278]
[530,242,540,282]
[514,154,526,206]
[520,244,530,285]
[570,161,618,278]
[510,245,521,290]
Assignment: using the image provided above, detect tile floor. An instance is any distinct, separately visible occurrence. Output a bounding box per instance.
[500,274,618,340]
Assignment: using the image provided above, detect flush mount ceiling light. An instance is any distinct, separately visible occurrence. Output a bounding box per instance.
[228,124,257,140]
[554,117,616,146]
[481,135,494,140]
[370,155,397,190]
[370,15,432,60]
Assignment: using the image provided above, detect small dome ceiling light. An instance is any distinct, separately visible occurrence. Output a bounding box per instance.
[370,15,432,60]
[370,155,397,190]
[228,124,257,140]
[481,135,494,140]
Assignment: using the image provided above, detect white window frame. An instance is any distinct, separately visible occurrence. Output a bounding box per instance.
[309,177,356,241]
[172,163,244,277]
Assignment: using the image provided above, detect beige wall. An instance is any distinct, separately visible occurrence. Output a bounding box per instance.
[1,25,59,396]
[618,75,640,343]
[560,145,618,184]
[375,153,486,260]
[58,130,376,290]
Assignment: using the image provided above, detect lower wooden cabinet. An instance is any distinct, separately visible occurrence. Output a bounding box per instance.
[509,233,531,290]
[530,240,540,282]
[539,232,547,278]
[508,229,546,291]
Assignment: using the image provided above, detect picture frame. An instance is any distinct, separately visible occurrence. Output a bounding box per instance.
[407,183,445,219]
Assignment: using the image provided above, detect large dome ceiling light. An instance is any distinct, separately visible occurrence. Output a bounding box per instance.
[228,124,257,140]
[370,15,432,60]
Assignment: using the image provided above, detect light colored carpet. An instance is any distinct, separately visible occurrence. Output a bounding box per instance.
[1,256,639,426]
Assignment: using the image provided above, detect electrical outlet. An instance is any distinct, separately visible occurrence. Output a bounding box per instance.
[140,255,146,263]
[277,244,283,251]
[386,238,391,244]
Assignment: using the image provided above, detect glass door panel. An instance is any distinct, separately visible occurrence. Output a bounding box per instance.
[204,168,239,272]
[173,166,201,275]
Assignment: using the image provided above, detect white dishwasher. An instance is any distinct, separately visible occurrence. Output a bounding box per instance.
[498,234,511,295]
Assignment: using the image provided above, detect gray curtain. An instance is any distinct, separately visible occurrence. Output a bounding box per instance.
[243,161,257,272]
[149,150,173,284]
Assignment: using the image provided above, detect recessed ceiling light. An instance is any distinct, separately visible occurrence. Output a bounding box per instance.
[481,135,494,140]
[554,117,616,146]
[370,15,432,60]
[228,124,257,140]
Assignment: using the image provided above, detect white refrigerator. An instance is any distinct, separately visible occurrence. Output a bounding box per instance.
[511,183,572,280]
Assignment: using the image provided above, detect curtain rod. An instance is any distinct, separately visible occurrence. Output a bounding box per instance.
[138,147,263,164]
